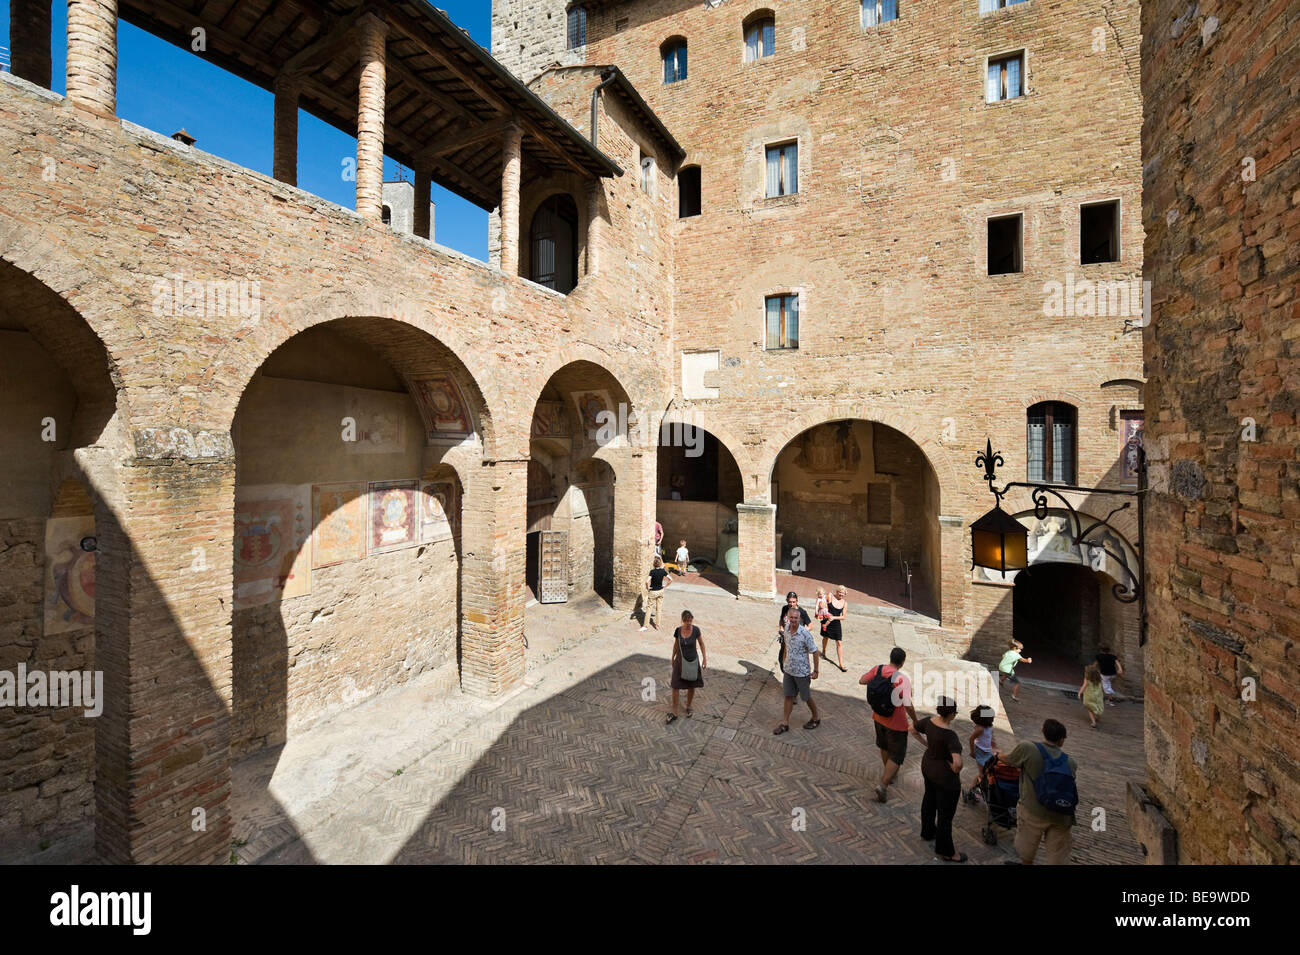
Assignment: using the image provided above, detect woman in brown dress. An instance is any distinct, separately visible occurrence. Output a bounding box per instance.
[666,610,707,724]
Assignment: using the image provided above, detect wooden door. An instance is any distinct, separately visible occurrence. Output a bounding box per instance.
[538,529,568,604]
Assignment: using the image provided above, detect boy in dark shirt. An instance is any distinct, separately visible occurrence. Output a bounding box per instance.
[1094,645,1123,705]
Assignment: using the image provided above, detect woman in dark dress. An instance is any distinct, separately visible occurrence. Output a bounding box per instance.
[821,585,847,672]
[911,695,967,862]
[667,610,706,724]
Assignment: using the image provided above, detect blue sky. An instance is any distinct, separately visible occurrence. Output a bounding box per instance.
[1,1,492,260]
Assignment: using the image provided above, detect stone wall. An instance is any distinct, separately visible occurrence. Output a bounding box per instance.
[1140,0,1300,864]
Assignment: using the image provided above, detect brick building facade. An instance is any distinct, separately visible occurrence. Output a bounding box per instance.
[0,0,1215,864]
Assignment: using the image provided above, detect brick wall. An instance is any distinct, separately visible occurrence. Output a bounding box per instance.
[1140,0,1300,864]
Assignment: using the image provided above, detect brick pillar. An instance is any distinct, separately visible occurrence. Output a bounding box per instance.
[737,502,777,601]
[585,178,603,276]
[354,14,388,222]
[65,0,118,114]
[459,458,527,697]
[272,74,301,186]
[499,123,523,276]
[94,457,234,864]
[413,164,432,239]
[609,446,655,611]
[10,0,52,88]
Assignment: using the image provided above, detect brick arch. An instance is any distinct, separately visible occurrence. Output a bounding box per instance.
[213,288,500,455]
[520,182,588,288]
[1005,503,1140,592]
[1023,390,1087,410]
[758,404,960,505]
[524,343,657,428]
[656,402,755,479]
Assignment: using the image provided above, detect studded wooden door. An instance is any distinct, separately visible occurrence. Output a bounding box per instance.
[538,529,568,603]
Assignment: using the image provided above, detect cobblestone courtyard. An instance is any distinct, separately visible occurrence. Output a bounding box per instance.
[233,590,1146,864]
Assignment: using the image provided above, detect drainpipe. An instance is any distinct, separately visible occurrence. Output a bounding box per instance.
[590,67,619,150]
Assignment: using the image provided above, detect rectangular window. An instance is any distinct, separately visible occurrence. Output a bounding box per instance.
[765,294,799,349]
[1027,403,1077,484]
[979,0,1029,11]
[765,142,798,197]
[567,6,587,50]
[1081,200,1120,264]
[987,213,1022,275]
[664,43,687,84]
[863,0,899,27]
[678,167,701,218]
[986,52,1024,102]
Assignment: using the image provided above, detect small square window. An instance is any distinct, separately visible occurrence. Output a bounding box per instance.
[765,294,799,349]
[1081,200,1120,264]
[765,142,798,197]
[986,52,1024,102]
[988,214,1022,275]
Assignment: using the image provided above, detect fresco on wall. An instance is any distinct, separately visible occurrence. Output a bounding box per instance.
[410,375,472,440]
[792,422,862,476]
[342,387,408,454]
[531,400,571,438]
[234,484,312,608]
[573,390,611,439]
[369,480,419,553]
[44,516,95,634]
[1120,412,1145,483]
[419,481,456,543]
[312,483,367,567]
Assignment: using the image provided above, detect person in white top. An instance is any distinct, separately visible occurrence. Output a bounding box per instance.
[673,540,690,575]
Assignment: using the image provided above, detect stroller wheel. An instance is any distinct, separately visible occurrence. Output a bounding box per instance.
[982,826,998,846]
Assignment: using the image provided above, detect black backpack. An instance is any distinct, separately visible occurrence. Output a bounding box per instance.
[866,665,897,718]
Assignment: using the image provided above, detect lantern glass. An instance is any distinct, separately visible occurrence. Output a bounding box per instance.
[970,506,1030,572]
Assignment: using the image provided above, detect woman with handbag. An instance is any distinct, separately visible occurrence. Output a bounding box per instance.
[666,610,706,724]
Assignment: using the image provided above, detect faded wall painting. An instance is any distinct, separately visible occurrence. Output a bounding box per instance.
[44,516,95,635]
[312,482,367,567]
[792,421,862,476]
[410,375,472,440]
[234,484,312,608]
[369,480,419,553]
[419,481,456,543]
[573,390,611,438]
[342,386,408,454]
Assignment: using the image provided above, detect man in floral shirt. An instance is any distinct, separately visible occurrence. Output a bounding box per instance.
[774,613,821,734]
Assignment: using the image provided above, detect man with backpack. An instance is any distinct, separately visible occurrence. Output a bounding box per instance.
[1000,718,1078,864]
[859,647,918,803]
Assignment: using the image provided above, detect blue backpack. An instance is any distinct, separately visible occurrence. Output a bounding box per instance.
[1032,743,1078,815]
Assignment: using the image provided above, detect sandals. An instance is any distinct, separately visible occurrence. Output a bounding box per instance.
[803,719,821,730]
[665,712,678,725]
[938,852,968,863]
[685,708,693,718]
[773,723,790,735]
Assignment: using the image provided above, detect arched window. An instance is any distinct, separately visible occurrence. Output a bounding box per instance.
[743,12,775,62]
[678,166,701,218]
[567,6,587,50]
[381,205,392,226]
[529,194,580,294]
[662,37,688,83]
[1027,402,1077,484]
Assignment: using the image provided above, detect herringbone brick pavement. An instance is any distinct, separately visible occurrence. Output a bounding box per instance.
[238,590,1145,864]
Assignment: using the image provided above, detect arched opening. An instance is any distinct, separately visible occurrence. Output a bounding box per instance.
[661,36,688,84]
[228,318,483,846]
[0,260,118,863]
[770,419,940,619]
[656,425,743,596]
[526,362,632,615]
[529,194,580,294]
[1013,563,1104,684]
[743,10,776,62]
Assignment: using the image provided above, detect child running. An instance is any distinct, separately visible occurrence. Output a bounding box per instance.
[998,639,1031,703]
[1078,662,1105,729]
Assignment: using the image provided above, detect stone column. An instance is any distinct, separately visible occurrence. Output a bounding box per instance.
[65,0,118,114]
[11,0,52,88]
[459,458,527,697]
[354,14,388,221]
[413,164,432,239]
[585,178,604,276]
[499,123,523,276]
[736,502,777,601]
[94,451,235,863]
[272,74,301,187]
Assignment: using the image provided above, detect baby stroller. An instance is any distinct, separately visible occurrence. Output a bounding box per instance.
[968,757,1020,846]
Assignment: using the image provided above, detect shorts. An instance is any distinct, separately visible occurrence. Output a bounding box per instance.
[975,747,995,767]
[1100,674,1115,695]
[782,673,812,701]
[1000,670,1020,686]
[875,722,908,765]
